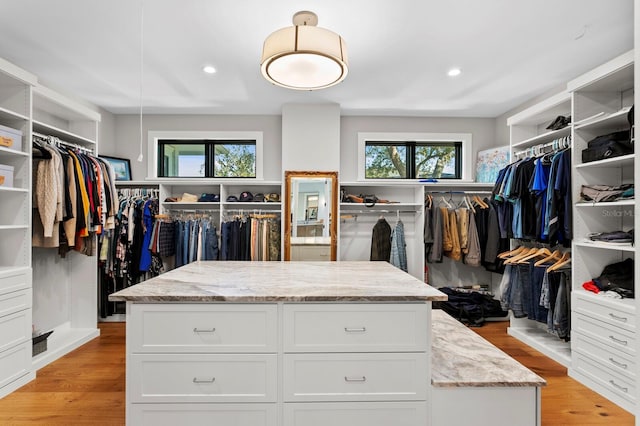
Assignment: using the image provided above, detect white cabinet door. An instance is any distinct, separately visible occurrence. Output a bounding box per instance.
[0,288,30,318]
[283,401,427,426]
[0,308,30,353]
[283,303,429,353]
[130,403,277,426]
[0,340,31,388]
[283,353,427,402]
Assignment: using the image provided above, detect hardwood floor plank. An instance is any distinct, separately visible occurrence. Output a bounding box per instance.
[0,320,634,425]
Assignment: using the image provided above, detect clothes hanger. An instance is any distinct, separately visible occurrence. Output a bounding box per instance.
[534,249,562,266]
[498,245,525,259]
[516,247,552,264]
[439,196,452,209]
[547,252,571,272]
[504,247,538,265]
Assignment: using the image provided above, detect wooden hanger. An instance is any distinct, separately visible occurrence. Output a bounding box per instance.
[504,247,538,265]
[547,252,571,272]
[498,245,525,259]
[516,247,553,264]
[534,249,563,266]
[472,195,489,209]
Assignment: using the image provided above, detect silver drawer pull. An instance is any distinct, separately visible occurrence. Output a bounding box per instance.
[193,377,215,384]
[609,335,628,346]
[193,327,216,333]
[609,380,628,393]
[344,376,366,382]
[609,357,628,369]
[344,327,366,333]
[609,313,628,322]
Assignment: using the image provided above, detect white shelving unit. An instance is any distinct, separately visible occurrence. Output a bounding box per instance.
[31,84,101,372]
[0,57,36,398]
[506,90,573,368]
[568,50,636,414]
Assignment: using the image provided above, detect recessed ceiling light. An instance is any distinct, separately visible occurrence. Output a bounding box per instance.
[203,65,217,74]
[447,68,461,77]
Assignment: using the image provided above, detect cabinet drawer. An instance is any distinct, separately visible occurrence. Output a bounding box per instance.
[283,402,427,426]
[573,331,636,379]
[574,313,636,356]
[0,288,30,318]
[0,270,29,296]
[574,293,635,332]
[129,403,277,426]
[130,354,277,403]
[0,340,31,388]
[0,308,31,353]
[573,352,636,403]
[129,304,277,353]
[283,303,429,352]
[283,353,428,402]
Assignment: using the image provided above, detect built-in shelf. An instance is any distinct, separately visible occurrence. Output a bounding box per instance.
[162,202,220,208]
[32,325,100,372]
[573,239,635,252]
[340,181,493,189]
[574,108,632,132]
[32,120,96,146]
[114,180,160,187]
[574,154,635,169]
[511,126,572,150]
[0,225,28,230]
[0,146,28,157]
[0,106,28,122]
[575,199,635,207]
[145,179,281,186]
[340,202,422,211]
[222,202,282,207]
[0,186,29,193]
[574,289,636,312]
[507,326,572,368]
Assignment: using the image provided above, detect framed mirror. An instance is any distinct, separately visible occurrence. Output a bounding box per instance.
[284,171,338,261]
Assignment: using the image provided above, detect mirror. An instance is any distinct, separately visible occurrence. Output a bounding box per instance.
[284,171,338,261]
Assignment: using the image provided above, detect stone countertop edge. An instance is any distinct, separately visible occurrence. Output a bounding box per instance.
[431,309,546,388]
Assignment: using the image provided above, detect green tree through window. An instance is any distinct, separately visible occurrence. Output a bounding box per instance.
[365,141,461,179]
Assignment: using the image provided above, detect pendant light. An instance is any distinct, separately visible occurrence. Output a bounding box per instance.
[260,11,348,91]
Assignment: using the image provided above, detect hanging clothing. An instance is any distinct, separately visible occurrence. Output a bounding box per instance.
[390,219,407,272]
[370,218,392,261]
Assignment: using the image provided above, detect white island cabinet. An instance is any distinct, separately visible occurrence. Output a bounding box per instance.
[110,261,443,426]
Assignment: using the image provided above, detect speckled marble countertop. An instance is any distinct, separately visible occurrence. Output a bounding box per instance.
[109,261,447,302]
[431,309,546,387]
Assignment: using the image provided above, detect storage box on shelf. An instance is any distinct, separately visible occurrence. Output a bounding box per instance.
[568,49,636,414]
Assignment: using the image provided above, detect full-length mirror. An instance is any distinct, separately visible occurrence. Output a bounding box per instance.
[284,171,338,261]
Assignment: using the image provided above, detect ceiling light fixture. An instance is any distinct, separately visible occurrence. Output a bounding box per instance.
[203,65,217,74]
[447,68,462,77]
[260,11,348,90]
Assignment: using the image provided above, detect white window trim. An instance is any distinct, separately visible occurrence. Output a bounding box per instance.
[357,132,473,182]
[147,130,264,180]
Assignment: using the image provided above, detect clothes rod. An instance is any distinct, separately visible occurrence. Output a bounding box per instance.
[33,131,93,153]
[426,190,492,194]
[340,209,418,214]
[513,137,572,158]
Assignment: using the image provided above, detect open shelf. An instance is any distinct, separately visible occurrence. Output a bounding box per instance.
[507,326,572,368]
[32,120,96,146]
[574,108,632,132]
[0,146,28,158]
[0,225,28,230]
[511,126,571,149]
[114,180,160,187]
[574,154,634,169]
[162,202,220,208]
[0,187,29,194]
[31,325,100,371]
[573,239,635,252]
[575,199,635,207]
[0,106,28,122]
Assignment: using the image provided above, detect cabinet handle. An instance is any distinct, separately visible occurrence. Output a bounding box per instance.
[344,327,366,333]
[193,327,216,333]
[609,313,628,322]
[193,377,216,383]
[608,335,628,346]
[344,376,367,382]
[609,380,628,393]
[609,357,628,369]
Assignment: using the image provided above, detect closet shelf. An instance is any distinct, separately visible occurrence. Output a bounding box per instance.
[573,108,632,132]
[32,326,100,372]
[511,126,572,150]
[222,202,282,208]
[574,289,636,312]
[507,326,572,368]
[114,180,160,187]
[0,106,28,122]
[162,202,220,207]
[340,202,422,211]
[575,200,635,207]
[32,120,96,146]
[146,178,281,186]
[0,225,28,230]
[0,186,29,194]
[0,146,29,158]
[574,154,634,169]
[573,239,636,252]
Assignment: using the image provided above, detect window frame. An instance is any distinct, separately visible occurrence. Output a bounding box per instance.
[148,131,264,180]
[357,132,472,181]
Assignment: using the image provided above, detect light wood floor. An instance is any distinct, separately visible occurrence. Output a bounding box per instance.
[0,320,634,425]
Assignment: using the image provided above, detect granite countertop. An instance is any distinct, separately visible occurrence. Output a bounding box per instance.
[109,261,447,303]
[431,309,546,387]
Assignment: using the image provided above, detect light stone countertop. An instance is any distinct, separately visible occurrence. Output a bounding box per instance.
[431,309,546,387]
[109,261,447,302]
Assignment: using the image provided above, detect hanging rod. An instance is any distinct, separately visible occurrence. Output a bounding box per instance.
[339,209,418,214]
[33,131,93,153]
[513,135,572,158]
[426,190,492,195]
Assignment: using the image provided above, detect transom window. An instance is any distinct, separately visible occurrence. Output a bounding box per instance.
[157,140,256,178]
[365,141,462,179]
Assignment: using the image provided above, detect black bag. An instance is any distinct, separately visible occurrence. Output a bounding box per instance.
[582,130,633,163]
[594,258,634,298]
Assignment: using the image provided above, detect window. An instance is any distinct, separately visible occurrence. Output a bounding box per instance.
[358,132,471,181]
[157,140,256,178]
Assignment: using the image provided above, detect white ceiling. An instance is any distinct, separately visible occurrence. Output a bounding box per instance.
[0,1,633,117]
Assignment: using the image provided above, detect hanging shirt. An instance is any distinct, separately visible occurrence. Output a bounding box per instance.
[390,220,407,272]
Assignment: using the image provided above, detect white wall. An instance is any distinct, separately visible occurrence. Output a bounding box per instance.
[98,107,116,155]
[112,114,282,181]
[340,116,497,182]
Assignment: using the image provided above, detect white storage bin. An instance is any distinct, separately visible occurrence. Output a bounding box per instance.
[0,164,14,187]
[0,124,22,152]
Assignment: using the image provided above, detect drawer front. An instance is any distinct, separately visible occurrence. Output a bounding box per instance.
[130,354,277,403]
[0,308,31,353]
[0,340,31,388]
[0,271,29,296]
[283,402,427,426]
[283,353,428,402]
[0,289,31,318]
[283,303,429,353]
[573,331,636,379]
[574,313,635,356]
[129,304,277,353]
[573,352,636,403]
[129,403,277,426]
[574,293,635,332]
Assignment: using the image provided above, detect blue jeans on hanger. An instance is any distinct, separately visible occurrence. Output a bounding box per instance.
[175,221,184,268]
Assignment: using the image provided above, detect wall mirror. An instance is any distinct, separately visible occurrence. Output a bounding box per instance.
[284,171,338,261]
